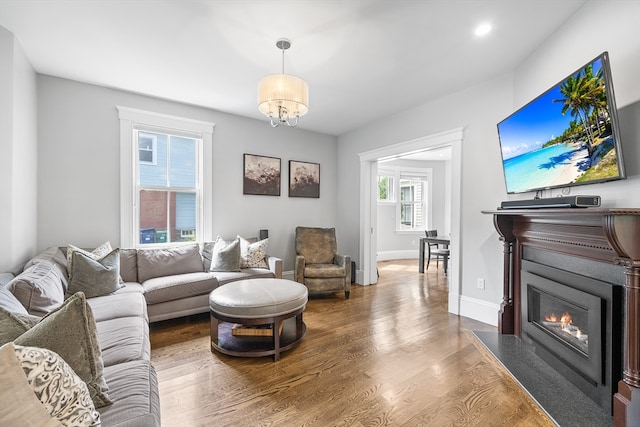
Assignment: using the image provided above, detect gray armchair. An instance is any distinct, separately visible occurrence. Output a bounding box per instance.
[294,227,351,299]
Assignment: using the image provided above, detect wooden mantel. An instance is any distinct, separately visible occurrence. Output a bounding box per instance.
[482,208,640,427]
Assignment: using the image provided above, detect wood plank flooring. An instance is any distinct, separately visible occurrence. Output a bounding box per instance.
[150,260,554,426]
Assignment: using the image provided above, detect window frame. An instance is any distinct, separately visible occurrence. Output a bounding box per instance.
[118,107,215,248]
[376,169,396,203]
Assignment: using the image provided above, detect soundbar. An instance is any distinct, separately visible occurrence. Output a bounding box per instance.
[500,195,601,210]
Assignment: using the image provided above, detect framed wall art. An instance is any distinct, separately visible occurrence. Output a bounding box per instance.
[289,160,320,198]
[243,154,281,196]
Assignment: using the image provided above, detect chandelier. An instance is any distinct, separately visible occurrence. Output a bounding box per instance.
[257,39,309,128]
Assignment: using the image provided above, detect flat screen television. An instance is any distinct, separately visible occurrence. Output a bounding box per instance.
[497,52,626,194]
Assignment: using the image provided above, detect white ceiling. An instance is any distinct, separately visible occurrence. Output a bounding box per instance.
[0,0,587,136]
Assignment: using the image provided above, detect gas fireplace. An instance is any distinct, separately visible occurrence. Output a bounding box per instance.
[521,259,622,412]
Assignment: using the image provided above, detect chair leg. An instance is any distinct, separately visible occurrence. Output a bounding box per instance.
[345,290,350,299]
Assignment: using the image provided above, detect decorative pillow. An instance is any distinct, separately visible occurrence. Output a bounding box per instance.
[66,241,113,279]
[0,286,29,314]
[6,260,67,316]
[12,343,102,426]
[238,236,269,269]
[0,342,63,426]
[0,307,40,345]
[13,292,112,408]
[209,237,241,272]
[68,248,122,298]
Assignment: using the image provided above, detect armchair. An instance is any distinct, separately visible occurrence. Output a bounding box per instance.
[294,227,351,299]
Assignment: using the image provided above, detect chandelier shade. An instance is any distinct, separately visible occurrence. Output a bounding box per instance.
[257,39,309,127]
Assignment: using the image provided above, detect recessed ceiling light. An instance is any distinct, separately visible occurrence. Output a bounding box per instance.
[475,23,492,37]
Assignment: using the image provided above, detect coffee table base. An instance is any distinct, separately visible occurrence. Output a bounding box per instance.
[210,307,306,361]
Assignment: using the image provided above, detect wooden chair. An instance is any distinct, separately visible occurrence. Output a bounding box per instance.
[425,229,450,273]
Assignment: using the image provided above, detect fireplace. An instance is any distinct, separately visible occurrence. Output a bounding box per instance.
[520,258,623,412]
[483,208,640,427]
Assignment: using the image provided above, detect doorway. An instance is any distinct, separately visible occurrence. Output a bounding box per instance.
[358,127,463,315]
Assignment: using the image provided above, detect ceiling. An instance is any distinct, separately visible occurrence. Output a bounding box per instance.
[0,0,587,136]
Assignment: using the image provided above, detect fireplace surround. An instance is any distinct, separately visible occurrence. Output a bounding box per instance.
[483,208,640,427]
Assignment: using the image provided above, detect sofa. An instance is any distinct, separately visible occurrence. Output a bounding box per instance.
[0,237,281,426]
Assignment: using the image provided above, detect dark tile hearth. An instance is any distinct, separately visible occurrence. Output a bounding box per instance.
[473,331,612,427]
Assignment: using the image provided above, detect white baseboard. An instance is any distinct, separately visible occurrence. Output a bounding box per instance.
[458,295,499,327]
[376,250,418,261]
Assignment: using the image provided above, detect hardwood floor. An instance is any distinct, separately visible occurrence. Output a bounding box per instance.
[150,260,554,426]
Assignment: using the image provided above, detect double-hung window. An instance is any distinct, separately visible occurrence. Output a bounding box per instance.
[377,170,395,202]
[118,107,215,248]
[377,166,432,232]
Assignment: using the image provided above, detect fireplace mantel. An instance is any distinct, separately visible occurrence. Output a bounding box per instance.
[483,207,640,427]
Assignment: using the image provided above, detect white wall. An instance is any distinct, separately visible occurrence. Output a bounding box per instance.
[36,75,337,272]
[0,26,38,273]
[337,0,640,325]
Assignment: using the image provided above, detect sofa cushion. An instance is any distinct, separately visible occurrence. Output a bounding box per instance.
[98,360,161,427]
[69,248,122,298]
[208,237,241,272]
[24,246,69,275]
[142,272,217,305]
[11,343,102,426]
[66,241,114,279]
[13,292,112,408]
[0,342,66,427]
[214,269,275,286]
[137,244,203,283]
[96,316,150,367]
[238,236,269,269]
[87,291,147,323]
[6,260,67,316]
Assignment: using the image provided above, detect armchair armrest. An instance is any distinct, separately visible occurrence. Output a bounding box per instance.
[265,255,283,279]
[294,255,305,283]
[334,254,352,289]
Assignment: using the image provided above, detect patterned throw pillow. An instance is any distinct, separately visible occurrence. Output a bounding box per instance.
[209,237,241,272]
[66,241,113,279]
[13,343,101,426]
[237,236,269,269]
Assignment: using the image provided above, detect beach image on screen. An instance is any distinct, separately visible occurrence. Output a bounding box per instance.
[498,57,622,194]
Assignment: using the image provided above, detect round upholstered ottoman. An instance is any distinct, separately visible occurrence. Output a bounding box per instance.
[209,278,308,361]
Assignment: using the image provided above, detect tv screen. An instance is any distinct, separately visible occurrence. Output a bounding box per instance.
[497,52,626,194]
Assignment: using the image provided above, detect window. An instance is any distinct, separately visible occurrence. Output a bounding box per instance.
[138,132,157,164]
[399,174,427,230]
[377,171,395,202]
[137,131,198,245]
[118,107,215,248]
[378,166,432,232]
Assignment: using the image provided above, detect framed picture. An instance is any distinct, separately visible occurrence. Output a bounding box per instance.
[243,154,281,196]
[289,160,320,198]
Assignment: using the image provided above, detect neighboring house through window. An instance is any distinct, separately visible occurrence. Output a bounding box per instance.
[118,107,215,248]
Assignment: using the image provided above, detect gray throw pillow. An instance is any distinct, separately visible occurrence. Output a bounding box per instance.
[0,286,29,314]
[0,307,40,345]
[210,237,241,272]
[69,248,122,298]
[13,292,112,408]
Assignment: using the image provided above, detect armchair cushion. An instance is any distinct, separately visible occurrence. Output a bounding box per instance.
[295,227,337,264]
[303,264,347,279]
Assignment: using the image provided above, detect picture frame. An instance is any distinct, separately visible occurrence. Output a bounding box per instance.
[289,160,320,198]
[243,154,281,196]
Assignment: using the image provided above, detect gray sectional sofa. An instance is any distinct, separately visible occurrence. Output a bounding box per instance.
[0,240,282,426]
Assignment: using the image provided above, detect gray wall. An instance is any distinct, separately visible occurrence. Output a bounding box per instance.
[0,26,38,273]
[337,0,640,323]
[35,75,337,272]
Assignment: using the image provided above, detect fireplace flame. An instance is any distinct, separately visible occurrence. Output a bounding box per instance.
[543,311,587,347]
